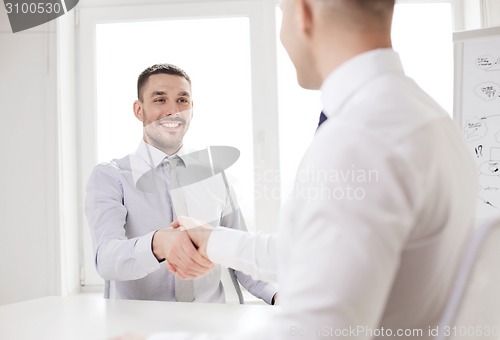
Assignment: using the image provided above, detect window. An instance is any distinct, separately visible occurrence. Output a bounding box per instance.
[96,17,254,227]
[277,1,455,199]
[392,1,454,114]
[79,1,279,287]
[78,0,461,288]
[276,10,322,199]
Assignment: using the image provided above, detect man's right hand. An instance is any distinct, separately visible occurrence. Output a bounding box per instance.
[152,228,213,279]
[171,216,213,258]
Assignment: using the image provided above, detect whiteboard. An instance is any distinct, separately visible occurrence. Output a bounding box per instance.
[454,26,500,219]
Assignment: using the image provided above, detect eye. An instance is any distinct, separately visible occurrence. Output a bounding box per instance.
[154,97,166,103]
[177,97,190,104]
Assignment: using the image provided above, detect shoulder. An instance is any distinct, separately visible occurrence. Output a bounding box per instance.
[87,155,131,186]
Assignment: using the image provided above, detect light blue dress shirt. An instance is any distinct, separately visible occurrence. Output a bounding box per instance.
[85,141,277,303]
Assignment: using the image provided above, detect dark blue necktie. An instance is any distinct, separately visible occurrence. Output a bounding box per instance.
[317,111,328,129]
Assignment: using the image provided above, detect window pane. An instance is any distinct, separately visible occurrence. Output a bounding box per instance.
[87,18,254,286]
[276,3,454,200]
[392,2,454,114]
[95,18,255,229]
[276,10,322,200]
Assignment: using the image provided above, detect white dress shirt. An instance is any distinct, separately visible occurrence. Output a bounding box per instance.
[148,49,478,339]
[85,141,277,303]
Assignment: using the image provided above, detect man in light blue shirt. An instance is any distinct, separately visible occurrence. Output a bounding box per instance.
[85,64,277,303]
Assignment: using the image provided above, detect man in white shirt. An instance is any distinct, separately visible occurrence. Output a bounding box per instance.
[85,64,277,304]
[117,0,477,339]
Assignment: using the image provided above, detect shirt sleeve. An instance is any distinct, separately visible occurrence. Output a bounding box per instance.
[207,227,278,284]
[265,125,418,340]
[85,163,161,281]
[207,124,417,340]
[217,175,278,303]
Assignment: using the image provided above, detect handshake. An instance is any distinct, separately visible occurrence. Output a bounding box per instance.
[152,216,216,279]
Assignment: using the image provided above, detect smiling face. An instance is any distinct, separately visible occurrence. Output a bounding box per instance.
[133,73,193,155]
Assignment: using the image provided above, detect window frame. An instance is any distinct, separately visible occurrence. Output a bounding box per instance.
[77,0,281,286]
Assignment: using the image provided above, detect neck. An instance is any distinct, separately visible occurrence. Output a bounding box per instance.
[143,136,183,156]
[314,28,392,84]
[164,146,182,157]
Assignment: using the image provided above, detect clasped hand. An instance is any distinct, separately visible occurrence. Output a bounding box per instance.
[152,216,214,279]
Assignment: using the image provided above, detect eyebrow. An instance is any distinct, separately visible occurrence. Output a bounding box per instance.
[150,90,191,98]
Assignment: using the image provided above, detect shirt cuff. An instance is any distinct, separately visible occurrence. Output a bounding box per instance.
[260,282,279,305]
[134,230,161,274]
[206,227,245,266]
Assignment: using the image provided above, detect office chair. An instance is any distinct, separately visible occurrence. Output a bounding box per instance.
[222,267,245,304]
[104,280,110,299]
[436,216,500,340]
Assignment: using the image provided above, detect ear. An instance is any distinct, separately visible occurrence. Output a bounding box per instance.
[133,100,143,121]
[297,0,314,37]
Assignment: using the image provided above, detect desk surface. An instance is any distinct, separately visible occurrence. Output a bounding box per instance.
[0,295,278,339]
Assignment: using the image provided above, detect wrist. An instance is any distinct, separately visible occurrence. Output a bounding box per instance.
[198,229,212,258]
[152,229,166,262]
[272,293,279,305]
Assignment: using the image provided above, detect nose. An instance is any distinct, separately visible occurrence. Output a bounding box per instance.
[165,102,180,116]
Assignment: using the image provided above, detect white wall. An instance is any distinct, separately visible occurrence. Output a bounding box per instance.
[459,0,500,29]
[0,9,59,305]
[0,5,80,306]
[462,0,483,30]
[483,0,500,27]
[56,11,81,297]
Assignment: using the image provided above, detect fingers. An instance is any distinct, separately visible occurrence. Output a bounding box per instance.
[164,230,213,279]
[172,216,213,256]
[176,216,210,231]
[160,218,215,279]
[167,262,177,274]
[180,239,213,268]
[173,240,213,279]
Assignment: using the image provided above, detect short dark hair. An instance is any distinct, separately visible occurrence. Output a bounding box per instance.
[318,0,395,21]
[320,0,395,13]
[137,63,191,101]
[351,0,395,16]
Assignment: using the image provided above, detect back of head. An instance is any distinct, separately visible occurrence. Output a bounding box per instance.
[316,0,395,32]
[280,0,395,88]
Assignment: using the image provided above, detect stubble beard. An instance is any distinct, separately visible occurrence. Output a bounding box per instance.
[143,114,187,154]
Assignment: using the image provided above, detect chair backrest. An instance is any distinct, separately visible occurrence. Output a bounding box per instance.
[436,216,500,340]
[221,267,244,304]
[104,280,110,299]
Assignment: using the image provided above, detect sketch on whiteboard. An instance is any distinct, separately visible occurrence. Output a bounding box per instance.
[463,115,500,213]
[456,31,500,219]
[464,116,487,142]
[476,55,500,71]
[474,82,500,101]
[478,151,500,209]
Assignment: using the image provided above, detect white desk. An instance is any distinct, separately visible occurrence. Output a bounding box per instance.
[0,295,278,339]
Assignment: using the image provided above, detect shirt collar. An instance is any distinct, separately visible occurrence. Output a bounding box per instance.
[320,48,404,120]
[134,140,188,169]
